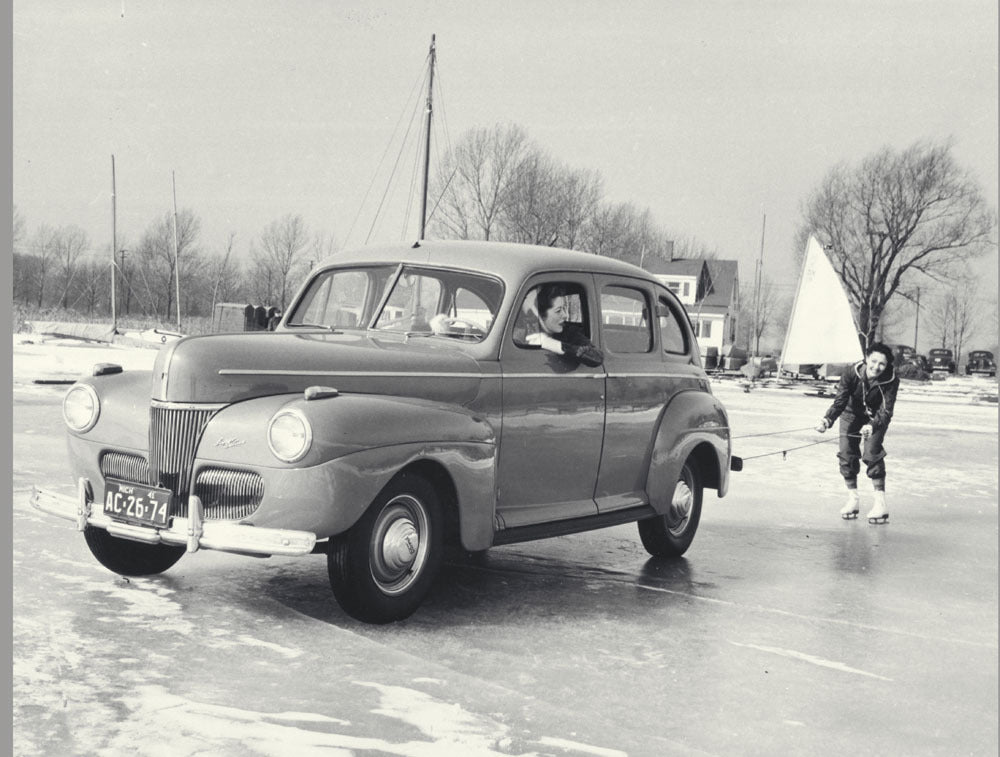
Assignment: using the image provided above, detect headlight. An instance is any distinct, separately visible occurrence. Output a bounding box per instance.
[267,409,312,463]
[63,384,100,432]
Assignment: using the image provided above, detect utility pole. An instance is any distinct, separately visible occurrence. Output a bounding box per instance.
[913,286,920,352]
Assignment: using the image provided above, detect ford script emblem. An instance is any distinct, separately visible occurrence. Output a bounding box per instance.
[214,437,246,449]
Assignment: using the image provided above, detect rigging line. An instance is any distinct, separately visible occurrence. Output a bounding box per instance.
[344,54,430,248]
[365,63,429,245]
[401,92,427,240]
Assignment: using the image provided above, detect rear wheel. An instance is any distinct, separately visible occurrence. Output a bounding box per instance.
[327,473,443,624]
[638,461,702,557]
[84,525,185,575]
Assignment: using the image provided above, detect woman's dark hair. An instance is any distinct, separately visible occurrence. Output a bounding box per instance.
[866,341,894,367]
[535,283,568,317]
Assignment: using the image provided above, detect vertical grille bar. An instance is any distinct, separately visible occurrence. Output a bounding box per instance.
[148,402,225,501]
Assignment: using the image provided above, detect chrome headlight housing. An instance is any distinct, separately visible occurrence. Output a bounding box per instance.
[267,408,312,463]
[63,384,100,432]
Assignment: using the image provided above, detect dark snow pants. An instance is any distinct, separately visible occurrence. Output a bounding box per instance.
[837,414,887,484]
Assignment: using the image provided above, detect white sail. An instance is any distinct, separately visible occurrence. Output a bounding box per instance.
[780,235,862,368]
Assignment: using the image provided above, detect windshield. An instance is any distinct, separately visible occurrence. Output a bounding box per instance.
[286,265,503,342]
[372,266,503,341]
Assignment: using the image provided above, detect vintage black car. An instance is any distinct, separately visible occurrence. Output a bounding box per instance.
[32,240,736,623]
[928,348,956,374]
[965,351,997,377]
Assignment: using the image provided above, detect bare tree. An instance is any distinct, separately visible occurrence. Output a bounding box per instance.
[799,139,996,349]
[254,214,310,310]
[925,272,983,359]
[53,226,89,308]
[131,210,201,320]
[13,205,25,252]
[740,275,783,355]
[27,225,58,307]
[430,123,529,241]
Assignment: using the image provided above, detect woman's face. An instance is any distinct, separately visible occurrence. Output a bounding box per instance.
[540,296,568,334]
[865,351,888,379]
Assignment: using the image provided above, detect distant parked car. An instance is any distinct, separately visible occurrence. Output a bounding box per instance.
[965,350,996,377]
[31,240,736,623]
[928,348,956,374]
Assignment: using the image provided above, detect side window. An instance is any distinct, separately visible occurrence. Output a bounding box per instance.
[513,282,589,348]
[600,286,652,354]
[658,296,688,355]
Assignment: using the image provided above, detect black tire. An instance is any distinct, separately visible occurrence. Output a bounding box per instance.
[638,461,703,557]
[84,525,185,576]
[327,473,443,624]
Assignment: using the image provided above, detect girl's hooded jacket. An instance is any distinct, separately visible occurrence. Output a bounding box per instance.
[823,361,900,431]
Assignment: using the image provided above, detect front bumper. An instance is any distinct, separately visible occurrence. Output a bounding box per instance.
[31,478,317,557]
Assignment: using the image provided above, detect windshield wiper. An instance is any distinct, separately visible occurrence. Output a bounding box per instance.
[287,323,341,332]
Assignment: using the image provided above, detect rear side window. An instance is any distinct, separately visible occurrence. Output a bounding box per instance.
[600,286,652,354]
[658,296,688,355]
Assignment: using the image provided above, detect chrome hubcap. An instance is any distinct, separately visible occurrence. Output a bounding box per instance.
[667,478,693,536]
[370,496,429,595]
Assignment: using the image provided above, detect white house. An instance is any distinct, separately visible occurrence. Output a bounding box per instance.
[643,256,740,363]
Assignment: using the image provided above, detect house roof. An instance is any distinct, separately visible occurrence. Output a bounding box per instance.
[643,257,705,277]
[702,260,738,306]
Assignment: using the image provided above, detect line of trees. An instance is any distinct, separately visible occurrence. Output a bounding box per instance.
[12,209,335,326]
[13,128,995,360]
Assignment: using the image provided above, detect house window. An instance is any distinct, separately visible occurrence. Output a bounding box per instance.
[666,282,680,294]
[682,282,690,298]
[697,320,711,339]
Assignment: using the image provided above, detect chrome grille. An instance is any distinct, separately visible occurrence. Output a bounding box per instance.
[193,468,265,521]
[148,401,225,506]
[100,451,152,485]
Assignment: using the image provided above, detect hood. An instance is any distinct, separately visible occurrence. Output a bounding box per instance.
[151,331,485,404]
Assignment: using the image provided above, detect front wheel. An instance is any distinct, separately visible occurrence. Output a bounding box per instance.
[84,525,185,575]
[638,461,703,557]
[327,473,443,623]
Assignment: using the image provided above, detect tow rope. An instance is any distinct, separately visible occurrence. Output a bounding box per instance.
[732,426,867,463]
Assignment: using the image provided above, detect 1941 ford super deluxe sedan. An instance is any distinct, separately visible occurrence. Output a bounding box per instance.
[32,240,736,623]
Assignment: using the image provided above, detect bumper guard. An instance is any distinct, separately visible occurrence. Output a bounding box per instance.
[30,479,317,557]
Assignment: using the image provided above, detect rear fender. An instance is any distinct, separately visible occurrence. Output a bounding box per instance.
[645,391,731,513]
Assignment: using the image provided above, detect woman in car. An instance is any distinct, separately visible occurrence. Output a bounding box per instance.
[524,283,604,367]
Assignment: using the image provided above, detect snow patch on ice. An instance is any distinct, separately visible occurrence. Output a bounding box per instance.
[234,634,303,659]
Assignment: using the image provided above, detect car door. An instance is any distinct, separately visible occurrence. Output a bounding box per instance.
[595,279,703,512]
[496,273,606,529]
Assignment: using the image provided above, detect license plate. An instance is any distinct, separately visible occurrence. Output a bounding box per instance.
[103,480,173,528]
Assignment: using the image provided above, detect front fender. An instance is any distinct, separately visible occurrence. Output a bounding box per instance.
[244,441,496,550]
[646,390,731,514]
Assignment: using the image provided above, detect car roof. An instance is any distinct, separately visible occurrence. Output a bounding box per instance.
[316,239,661,285]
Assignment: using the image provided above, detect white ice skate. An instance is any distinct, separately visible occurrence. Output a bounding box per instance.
[867,491,889,524]
[840,490,860,520]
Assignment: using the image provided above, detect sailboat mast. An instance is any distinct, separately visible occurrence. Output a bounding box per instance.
[111,155,118,333]
[418,34,436,241]
[751,211,766,358]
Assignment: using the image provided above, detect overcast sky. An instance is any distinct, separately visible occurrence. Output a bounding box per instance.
[12,0,999,295]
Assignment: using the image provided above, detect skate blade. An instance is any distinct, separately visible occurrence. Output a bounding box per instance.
[867,514,889,524]
[841,512,859,520]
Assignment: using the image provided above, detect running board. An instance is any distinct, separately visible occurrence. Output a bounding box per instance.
[492,505,657,546]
